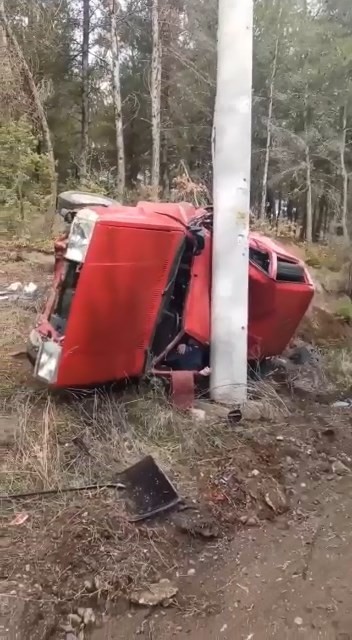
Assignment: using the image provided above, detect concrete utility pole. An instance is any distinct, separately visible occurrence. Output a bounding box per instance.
[211,0,253,404]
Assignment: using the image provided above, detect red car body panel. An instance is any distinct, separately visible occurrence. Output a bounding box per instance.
[33,202,314,388]
[247,232,314,358]
[183,234,212,345]
[56,209,185,387]
[248,267,312,358]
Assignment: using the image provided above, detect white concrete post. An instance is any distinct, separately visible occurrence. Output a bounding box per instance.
[211,0,253,404]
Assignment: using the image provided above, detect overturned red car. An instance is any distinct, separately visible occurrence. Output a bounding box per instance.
[28,192,314,394]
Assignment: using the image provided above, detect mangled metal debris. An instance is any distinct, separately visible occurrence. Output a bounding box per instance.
[0,281,38,302]
[332,400,352,409]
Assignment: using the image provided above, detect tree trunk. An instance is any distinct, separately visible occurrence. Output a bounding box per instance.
[160,1,177,197]
[109,0,125,200]
[0,3,57,230]
[0,0,13,118]
[80,0,90,183]
[303,99,313,242]
[314,195,325,241]
[340,101,349,240]
[160,59,170,197]
[301,0,313,242]
[259,6,282,219]
[305,143,313,242]
[151,0,162,199]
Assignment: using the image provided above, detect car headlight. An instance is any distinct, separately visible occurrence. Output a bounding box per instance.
[34,340,61,384]
[65,208,99,263]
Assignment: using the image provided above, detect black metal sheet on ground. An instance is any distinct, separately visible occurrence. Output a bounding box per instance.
[117,455,181,522]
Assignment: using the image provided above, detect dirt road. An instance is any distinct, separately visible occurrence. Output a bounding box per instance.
[89,471,352,640]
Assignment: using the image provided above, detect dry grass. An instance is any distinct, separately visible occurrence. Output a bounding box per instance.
[0,383,288,632]
[1,390,202,617]
[0,376,291,499]
[322,347,352,391]
[0,247,53,396]
[0,235,55,253]
[0,304,37,395]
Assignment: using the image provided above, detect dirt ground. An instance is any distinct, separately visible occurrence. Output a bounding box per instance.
[2,244,352,640]
[95,475,352,640]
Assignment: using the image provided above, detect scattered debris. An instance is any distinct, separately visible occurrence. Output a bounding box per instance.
[83,575,102,593]
[172,510,219,539]
[0,281,39,303]
[192,400,230,421]
[240,515,260,527]
[7,281,22,292]
[288,345,321,366]
[332,460,350,476]
[190,407,207,421]
[130,579,178,607]
[187,568,196,576]
[292,378,327,402]
[191,401,242,424]
[9,512,29,526]
[263,485,287,514]
[23,282,37,295]
[241,399,287,421]
[332,400,352,409]
[78,608,96,626]
[247,516,260,527]
[227,407,243,425]
[67,614,82,629]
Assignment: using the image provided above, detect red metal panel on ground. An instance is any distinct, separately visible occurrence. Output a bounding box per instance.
[169,371,195,409]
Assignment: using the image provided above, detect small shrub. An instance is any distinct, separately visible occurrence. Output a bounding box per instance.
[334,299,352,324]
[323,347,352,390]
[0,118,52,235]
